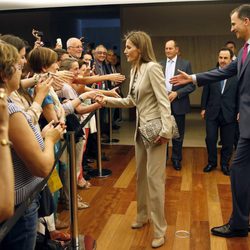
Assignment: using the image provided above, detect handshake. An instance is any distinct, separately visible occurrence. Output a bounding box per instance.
[93,93,107,106]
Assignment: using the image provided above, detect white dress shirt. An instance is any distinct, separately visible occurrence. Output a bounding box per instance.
[165,55,177,92]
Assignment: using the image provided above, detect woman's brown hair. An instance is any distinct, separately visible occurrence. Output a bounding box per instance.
[124,31,156,68]
[0,42,19,84]
[28,47,58,73]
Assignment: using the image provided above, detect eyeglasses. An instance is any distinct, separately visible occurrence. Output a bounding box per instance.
[96,51,107,55]
[68,45,83,49]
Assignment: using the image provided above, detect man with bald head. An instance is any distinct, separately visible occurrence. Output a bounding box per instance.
[161,40,195,170]
[66,37,83,59]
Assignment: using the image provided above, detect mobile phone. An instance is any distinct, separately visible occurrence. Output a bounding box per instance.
[56,38,62,46]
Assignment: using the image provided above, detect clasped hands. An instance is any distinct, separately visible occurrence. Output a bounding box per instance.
[94,94,107,106]
[154,136,169,145]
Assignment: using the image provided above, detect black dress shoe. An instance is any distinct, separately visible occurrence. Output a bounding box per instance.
[221,165,230,176]
[172,160,181,170]
[248,225,250,232]
[203,164,216,173]
[211,223,248,238]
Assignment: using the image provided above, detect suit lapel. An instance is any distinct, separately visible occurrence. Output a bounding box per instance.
[240,53,250,76]
[135,63,148,101]
[174,57,180,75]
[237,47,250,79]
[129,68,136,94]
[215,81,222,94]
[172,57,181,91]
[222,79,230,94]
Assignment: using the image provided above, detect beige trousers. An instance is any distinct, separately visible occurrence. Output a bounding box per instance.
[135,134,167,238]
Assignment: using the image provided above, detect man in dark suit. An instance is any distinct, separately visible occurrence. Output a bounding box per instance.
[170,4,250,238]
[161,40,195,170]
[201,48,238,176]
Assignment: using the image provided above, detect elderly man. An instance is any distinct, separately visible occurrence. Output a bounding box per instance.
[66,37,83,59]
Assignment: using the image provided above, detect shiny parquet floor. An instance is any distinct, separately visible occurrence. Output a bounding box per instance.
[59,145,250,250]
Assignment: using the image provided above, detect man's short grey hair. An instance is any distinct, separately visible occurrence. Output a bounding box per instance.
[66,37,81,48]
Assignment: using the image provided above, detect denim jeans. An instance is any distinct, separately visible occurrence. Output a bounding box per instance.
[1,197,40,250]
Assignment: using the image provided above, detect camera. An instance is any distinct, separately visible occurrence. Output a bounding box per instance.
[35,31,44,37]
[32,29,44,40]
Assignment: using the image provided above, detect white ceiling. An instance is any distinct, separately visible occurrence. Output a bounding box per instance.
[0,0,218,11]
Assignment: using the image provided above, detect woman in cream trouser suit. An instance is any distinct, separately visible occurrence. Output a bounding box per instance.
[96,31,173,248]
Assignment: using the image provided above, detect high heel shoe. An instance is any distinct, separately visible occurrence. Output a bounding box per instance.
[152,236,165,248]
[131,221,147,229]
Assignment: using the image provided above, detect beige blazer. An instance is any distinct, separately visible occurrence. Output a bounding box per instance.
[105,62,173,139]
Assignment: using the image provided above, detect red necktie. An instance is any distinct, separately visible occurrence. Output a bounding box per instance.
[242,42,249,65]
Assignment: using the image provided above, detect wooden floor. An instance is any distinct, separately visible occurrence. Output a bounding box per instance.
[59,145,250,250]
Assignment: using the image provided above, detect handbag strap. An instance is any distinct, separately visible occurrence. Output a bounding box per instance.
[75,110,96,135]
[0,141,67,243]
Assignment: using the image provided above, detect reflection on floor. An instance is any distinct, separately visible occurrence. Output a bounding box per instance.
[111,109,206,147]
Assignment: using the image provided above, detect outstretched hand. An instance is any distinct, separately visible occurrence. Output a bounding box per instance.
[94,94,107,106]
[170,69,193,86]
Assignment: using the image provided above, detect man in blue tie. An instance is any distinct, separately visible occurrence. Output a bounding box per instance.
[161,40,195,170]
[201,48,238,176]
[170,4,250,238]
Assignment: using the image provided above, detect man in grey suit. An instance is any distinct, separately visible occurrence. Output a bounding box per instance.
[171,4,250,238]
[161,40,195,170]
[201,48,239,176]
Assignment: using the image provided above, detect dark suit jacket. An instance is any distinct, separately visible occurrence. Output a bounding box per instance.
[196,46,250,138]
[161,56,195,115]
[201,75,238,123]
[94,59,112,89]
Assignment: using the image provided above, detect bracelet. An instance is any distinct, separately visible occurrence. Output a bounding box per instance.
[78,96,85,103]
[33,74,41,84]
[0,139,13,146]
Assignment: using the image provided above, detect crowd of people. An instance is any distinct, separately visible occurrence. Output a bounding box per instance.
[0,3,249,249]
[0,33,125,249]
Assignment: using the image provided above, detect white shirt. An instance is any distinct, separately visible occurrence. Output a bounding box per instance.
[165,55,177,92]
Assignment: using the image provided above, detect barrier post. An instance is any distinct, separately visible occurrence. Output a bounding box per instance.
[88,109,112,178]
[67,132,96,249]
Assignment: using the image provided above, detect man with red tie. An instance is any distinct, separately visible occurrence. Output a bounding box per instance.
[170,4,250,238]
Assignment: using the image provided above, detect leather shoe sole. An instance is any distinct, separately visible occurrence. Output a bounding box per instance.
[152,237,165,248]
[203,164,216,172]
[211,223,248,238]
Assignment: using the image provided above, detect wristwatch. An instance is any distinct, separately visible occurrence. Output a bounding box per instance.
[78,96,85,103]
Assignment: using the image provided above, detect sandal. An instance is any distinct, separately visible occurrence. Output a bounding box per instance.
[77,179,91,189]
[64,200,90,210]
[50,230,71,241]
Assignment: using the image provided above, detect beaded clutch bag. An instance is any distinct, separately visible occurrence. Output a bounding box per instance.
[138,116,179,148]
